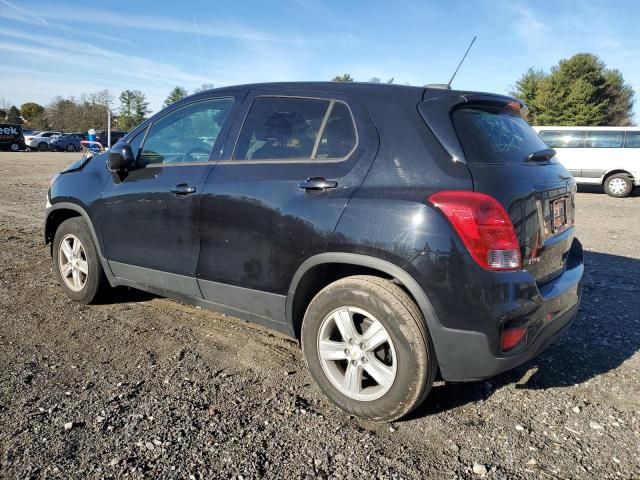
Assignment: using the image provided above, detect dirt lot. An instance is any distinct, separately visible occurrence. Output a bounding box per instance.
[1,152,638,479]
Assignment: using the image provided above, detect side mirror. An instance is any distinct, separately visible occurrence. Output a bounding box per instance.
[108,142,135,171]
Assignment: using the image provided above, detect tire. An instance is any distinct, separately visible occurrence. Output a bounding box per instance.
[66,144,76,152]
[301,275,437,422]
[604,173,633,198]
[38,142,49,152]
[52,218,108,303]
[9,142,20,152]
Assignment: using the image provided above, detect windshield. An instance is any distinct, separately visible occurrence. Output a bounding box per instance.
[452,107,548,164]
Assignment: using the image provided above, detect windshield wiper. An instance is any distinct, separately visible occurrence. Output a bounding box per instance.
[528,148,556,161]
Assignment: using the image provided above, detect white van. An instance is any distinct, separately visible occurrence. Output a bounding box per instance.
[532,126,640,197]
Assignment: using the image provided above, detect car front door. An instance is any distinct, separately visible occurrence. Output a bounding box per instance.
[100,95,238,296]
[196,90,379,324]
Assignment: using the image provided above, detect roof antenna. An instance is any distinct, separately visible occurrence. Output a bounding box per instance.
[447,35,477,89]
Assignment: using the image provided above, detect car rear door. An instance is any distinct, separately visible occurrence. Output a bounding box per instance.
[100,95,239,296]
[196,89,379,322]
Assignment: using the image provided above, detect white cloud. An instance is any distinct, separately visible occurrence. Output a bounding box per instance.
[0,0,356,47]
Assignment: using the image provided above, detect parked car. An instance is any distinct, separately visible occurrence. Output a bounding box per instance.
[45,83,584,421]
[23,130,41,144]
[533,126,640,197]
[95,130,127,148]
[26,131,62,151]
[0,123,26,151]
[49,133,87,152]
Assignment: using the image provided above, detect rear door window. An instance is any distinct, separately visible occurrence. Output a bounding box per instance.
[452,107,548,164]
[538,130,584,148]
[234,97,329,161]
[585,131,624,148]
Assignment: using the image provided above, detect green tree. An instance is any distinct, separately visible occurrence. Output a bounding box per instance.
[118,90,135,130]
[512,53,635,126]
[20,102,44,122]
[6,106,21,124]
[163,86,188,108]
[332,73,354,82]
[118,90,150,130]
[133,92,151,126]
[511,68,545,123]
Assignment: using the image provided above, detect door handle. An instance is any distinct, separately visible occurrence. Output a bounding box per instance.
[170,184,196,195]
[298,177,338,190]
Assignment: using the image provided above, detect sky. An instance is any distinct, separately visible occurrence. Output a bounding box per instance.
[1,0,639,118]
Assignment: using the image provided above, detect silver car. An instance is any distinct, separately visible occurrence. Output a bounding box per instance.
[25,131,62,151]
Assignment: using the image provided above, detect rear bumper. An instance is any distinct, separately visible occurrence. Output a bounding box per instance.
[412,238,584,382]
[445,297,579,381]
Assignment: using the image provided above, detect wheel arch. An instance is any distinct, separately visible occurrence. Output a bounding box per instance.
[602,169,635,184]
[45,202,115,282]
[286,253,443,344]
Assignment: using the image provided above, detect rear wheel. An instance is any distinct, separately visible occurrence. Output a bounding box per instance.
[38,142,49,152]
[301,275,436,422]
[9,142,20,152]
[604,173,633,198]
[52,218,108,303]
[66,143,76,152]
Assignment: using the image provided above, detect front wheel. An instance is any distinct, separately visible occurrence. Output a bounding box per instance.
[66,144,76,152]
[38,142,49,152]
[301,275,436,422]
[9,142,20,152]
[52,218,108,303]
[604,173,634,198]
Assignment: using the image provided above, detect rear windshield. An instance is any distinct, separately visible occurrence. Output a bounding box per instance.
[452,107,548,164]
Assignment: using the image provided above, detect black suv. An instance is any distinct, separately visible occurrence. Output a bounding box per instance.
[45,83,583,421]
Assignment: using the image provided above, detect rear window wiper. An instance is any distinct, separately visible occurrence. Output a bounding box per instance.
[528,148,556,161]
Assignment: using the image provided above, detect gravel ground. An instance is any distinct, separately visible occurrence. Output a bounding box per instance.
[1,152,638,479]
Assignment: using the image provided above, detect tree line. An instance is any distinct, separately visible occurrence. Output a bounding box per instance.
[0,54,634,131]
[0,83,216,133]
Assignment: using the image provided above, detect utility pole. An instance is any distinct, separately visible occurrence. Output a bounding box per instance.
[107,109,111,149]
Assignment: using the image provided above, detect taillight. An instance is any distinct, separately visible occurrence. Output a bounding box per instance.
[429,191,521,271]
[501,326,528,351]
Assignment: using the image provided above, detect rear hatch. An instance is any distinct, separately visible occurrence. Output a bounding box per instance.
[420,94,575,284]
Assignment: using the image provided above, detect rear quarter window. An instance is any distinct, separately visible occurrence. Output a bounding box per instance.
[452,108,548,164]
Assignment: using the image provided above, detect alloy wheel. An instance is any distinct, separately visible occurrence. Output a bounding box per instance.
[58,234,89,292]
[317,306,397,401]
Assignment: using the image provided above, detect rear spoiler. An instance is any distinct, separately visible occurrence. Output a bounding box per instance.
[419,91,529,164]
